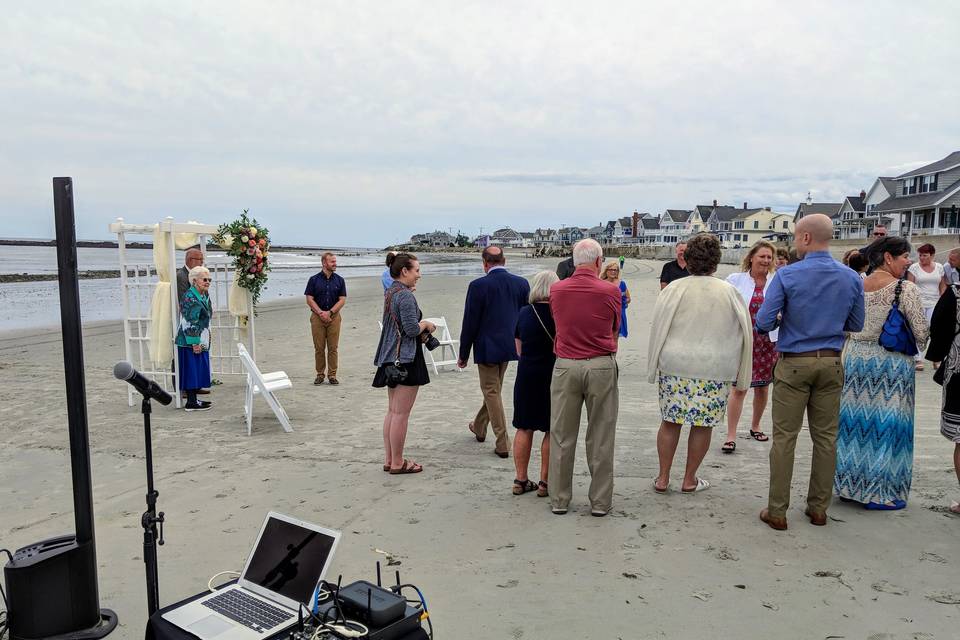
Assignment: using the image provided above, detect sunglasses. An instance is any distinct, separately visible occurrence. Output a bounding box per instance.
[873,232,886,237]
[199,277,211,282]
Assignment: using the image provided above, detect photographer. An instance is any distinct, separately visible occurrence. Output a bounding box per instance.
[373,253,436,475]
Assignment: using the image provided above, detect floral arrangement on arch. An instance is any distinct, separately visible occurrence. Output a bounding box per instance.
[214,209,270,306]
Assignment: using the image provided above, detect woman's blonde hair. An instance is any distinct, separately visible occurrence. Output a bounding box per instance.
[188,265,211,285]
[528,270,559,304]
[740,241,777,273]
[600,261,621,281]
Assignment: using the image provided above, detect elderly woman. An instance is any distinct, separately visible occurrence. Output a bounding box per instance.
[511,270,559,497]
[176,265,213,411]
[601,261,631,338]
[721,241,778,452]
[926,279,960,514]
[835,237,929,509]
[374,253,436,475]
[648,234,753,493]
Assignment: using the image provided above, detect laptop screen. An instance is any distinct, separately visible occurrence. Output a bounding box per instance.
[243,516,338,605]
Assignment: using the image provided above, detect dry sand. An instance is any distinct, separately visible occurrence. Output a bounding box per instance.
[1,258,957,639]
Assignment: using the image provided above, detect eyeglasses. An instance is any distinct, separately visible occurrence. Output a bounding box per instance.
[199,278,211,282]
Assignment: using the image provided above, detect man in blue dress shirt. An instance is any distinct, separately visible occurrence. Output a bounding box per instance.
[458,246,531,457]
[755,214,865,530]
[305,252,347,385]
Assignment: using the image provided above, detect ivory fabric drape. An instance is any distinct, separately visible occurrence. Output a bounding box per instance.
[147,225,201,364]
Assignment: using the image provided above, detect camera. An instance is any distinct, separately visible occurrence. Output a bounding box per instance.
[421,331,440,351]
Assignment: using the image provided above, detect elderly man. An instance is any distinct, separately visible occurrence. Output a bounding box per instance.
[548,238,622,516]
[458,246,531,457]
[177,247,204,306]
[659,240,689,289]
[755,214,865,530]
[305,252,347,385]
[942,247,960,287]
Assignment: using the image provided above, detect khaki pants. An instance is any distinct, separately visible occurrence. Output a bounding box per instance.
[310,312,342,378]
[767,355,844,518]
[473,363,510,453]
[548,355,619,512]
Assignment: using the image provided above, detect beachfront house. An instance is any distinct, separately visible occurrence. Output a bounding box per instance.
[557,226,584,246]
[835,192,871,240]
[637,215,661,245]
[873,150,960,238]
[864,177,899,235]
[795,198,842,238]
[729,207,794,247]
[659,209,692,245]
[534,228,559,247]
[491,227,523,247]
[516,232,536,248]
[473,234,491,248]
[705,204,744,247]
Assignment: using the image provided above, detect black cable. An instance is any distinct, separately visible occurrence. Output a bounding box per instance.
[0,550,12,564]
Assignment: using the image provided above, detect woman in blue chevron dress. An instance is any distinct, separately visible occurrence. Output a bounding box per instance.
[834,237,929,510]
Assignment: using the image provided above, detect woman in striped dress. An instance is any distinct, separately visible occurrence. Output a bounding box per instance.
[834,237,929,510]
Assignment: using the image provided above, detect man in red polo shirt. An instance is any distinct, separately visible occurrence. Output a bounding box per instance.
[548,238,622,516]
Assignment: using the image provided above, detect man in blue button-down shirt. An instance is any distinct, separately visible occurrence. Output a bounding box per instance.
[755,214,865,531]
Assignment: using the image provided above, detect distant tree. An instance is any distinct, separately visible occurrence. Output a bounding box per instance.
[455,233,472,247]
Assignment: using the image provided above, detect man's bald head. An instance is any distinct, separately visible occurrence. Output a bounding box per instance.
[482,246,506,268]
[794,214,834,257]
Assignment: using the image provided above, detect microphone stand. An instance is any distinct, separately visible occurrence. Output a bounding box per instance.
[140,395,165,616]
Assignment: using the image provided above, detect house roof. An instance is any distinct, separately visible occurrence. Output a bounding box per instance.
[693,205,713,219]
[844,196,865,212]
[879,177,898,194]
[587,225,604,234]
[519,232,535,239]
[897,151,960,179]
[641,218,661,230]
[732,208,767,220]
[664,209,692,222]
[795,202,842,219]
[874,176,960,212]
[711,206,741,223]
[618,217,632,227]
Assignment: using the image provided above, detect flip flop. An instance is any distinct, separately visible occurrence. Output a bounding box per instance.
[949,502,960,515]
[749,430,769,442]
[681,478,711,493]
[653,480,669,494]
[389,460,423,475]
[382,465,390,472]
[721,441,736,453]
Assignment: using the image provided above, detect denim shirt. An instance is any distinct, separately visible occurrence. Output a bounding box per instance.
[755,251,865,353]
[374,282,422,365]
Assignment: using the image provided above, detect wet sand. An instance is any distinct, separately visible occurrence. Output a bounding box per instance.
[0,258,957,639]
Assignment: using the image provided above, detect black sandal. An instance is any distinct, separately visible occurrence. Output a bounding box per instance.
[512,479,537,495]
[536,481,549,498]
[749,430,769,442]
[721,441,736,454]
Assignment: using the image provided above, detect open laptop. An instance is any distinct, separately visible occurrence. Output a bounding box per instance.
[163,512,341,640]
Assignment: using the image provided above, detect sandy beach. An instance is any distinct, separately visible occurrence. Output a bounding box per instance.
[1,257,957,639]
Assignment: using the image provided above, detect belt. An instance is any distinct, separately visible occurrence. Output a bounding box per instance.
[782,349,841,358]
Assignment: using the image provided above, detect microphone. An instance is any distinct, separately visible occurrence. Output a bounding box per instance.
[113,361,173,405]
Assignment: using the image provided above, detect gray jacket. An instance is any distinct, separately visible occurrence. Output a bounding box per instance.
[374,283,422,365]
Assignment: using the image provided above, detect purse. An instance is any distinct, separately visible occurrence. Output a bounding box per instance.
[382,289,409,387]
[878,279,919,357]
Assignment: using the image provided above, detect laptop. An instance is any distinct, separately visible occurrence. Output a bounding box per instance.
[163,512,341,640]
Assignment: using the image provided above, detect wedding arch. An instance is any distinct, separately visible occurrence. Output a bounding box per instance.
[108,217,257,409]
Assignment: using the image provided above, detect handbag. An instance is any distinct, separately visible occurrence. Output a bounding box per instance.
[531,304,555,343]
[382,288,408,387]
[878,279,919,357]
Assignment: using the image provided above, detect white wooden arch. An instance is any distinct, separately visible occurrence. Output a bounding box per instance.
[109,217,256,408]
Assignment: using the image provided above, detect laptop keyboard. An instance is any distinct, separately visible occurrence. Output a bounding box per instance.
[202,589,294,633]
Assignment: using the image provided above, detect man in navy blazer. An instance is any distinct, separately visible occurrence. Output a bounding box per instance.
[458,246,531,457]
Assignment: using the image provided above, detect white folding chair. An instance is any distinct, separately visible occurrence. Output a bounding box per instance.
[422,316,461,374]
[237,343,293,435]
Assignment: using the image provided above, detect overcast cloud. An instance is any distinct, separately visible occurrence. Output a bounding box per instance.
[1,1,957,246]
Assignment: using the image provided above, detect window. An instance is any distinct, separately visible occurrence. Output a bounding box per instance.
[782,221,789,229]
[734,221,744,229]
[903,177,917,195]
[753,220,759,229]
[921,174,938,193]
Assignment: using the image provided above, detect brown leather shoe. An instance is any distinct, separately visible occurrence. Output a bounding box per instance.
[759,509,788,531]
[804,509,827,526]
[468,421,485,443]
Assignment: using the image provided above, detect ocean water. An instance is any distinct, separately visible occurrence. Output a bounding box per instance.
[0,245,538,332]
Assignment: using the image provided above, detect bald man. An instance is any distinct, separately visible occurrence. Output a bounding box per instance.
[754,214,865,531]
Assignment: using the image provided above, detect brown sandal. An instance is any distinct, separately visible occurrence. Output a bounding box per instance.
[389,460,423,475]
[513,479,537,495]
[536,481,549,498]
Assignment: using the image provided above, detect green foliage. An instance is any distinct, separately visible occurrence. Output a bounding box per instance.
[213,209,271,307]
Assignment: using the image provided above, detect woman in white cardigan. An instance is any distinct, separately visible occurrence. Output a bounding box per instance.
[648,234,753,493]
[721,241,779,453]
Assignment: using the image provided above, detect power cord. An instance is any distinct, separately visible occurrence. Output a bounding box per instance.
[395,584,432,640]
[303,580,368,639]
[206,570,241,592]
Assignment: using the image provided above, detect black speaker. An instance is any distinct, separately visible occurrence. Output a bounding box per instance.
[3,536,108,638]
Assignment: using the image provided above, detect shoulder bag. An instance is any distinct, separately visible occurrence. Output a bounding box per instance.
[878,279,919,357]
[382,288,408,386]
[531,304,555,343]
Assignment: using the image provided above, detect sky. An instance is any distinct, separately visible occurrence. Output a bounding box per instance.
[1,0,958,247]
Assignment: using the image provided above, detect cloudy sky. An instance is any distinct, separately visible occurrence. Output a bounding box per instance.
[1,1,958,246]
